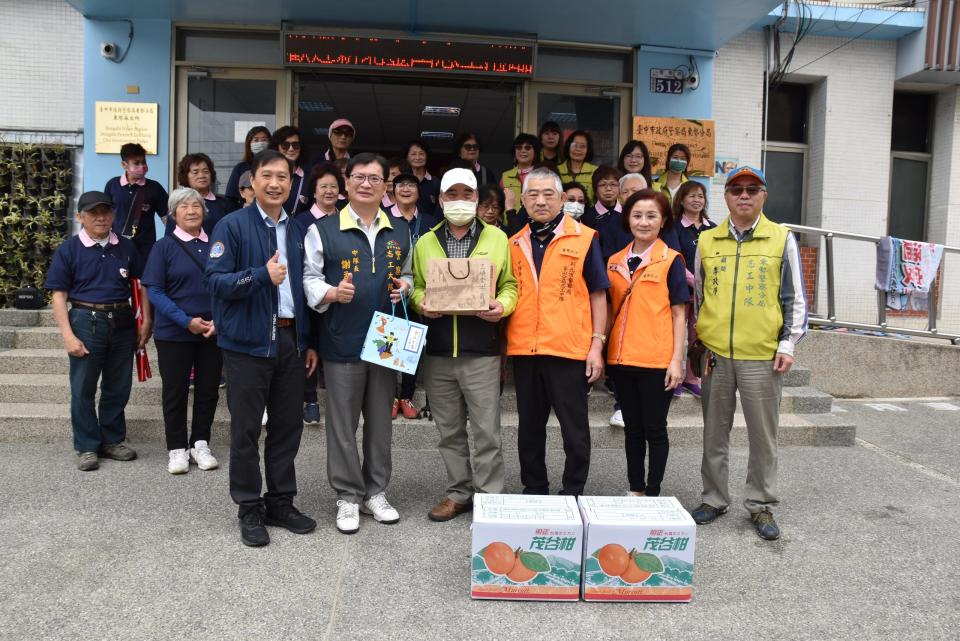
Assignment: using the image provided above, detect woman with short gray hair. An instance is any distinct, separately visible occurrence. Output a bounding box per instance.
[142,186,222,474]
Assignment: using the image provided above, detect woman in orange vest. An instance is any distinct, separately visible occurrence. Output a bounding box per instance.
[606,189,688,497]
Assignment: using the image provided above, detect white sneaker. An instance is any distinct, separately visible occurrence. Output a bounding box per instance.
[609,409,625,428]
[336,500,360,534]
[360,492,400,524]
[167,449,189,474]
[261,409,268,426]
[189,440,219,470]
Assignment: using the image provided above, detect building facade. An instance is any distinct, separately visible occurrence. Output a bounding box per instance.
[3,0,957,333]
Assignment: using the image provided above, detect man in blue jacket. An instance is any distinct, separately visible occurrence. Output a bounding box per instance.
[206,149,319,547]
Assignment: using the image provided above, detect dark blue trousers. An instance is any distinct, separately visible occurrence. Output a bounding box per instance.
[68,308,136,452]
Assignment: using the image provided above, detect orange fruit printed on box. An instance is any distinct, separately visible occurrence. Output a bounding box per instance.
[471,494,583,601]
[578,496,696,603]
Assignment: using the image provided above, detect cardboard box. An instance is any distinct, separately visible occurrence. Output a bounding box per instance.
[424,257,497,314]
[471,494,583,601]
[578,496,696,602]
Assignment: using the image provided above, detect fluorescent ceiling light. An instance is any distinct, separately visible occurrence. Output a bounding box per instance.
[547,112,578,123]
[420,131,454,139]
[422,106,461,116]
[299,100,334,112]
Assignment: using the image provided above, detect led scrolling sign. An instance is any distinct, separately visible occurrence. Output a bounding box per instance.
[284,34,535,77]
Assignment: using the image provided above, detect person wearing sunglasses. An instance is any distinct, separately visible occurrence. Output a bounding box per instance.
[303,153,413,535]
[270,126,311,215]
[325,118,355,162]
[500,133,539,209]
[454,132,495,187]
[690,166,807,542]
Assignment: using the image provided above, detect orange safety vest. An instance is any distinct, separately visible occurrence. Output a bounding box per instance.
[606,238,682,369]
[506,215,597,360]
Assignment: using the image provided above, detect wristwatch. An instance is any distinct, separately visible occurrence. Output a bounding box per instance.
[591,333,607,344]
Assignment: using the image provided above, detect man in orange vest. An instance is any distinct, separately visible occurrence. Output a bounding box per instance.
[506,167,609,496]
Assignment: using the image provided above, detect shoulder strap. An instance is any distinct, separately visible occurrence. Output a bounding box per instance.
[171,236,206,273]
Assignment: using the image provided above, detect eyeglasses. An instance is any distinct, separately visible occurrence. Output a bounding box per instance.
[623,153,644,161]
[348,174,385,186]
[725,185,766,197]
[462,143,480,151]
[569,143,588,150]
[477,203,501,213]
[515,144,535,151]
[395,181,418,189]
[279,141,301,150]
[331,128,354,137]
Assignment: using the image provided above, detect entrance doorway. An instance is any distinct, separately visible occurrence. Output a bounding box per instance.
[296,74,519,176]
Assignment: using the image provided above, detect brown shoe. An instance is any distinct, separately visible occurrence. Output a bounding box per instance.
[428,498,472,522]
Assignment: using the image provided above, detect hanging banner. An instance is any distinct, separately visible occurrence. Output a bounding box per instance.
[95,101,159,155]
[632,116,715,177]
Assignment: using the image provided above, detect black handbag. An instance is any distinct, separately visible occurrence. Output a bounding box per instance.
[14,286,44,309]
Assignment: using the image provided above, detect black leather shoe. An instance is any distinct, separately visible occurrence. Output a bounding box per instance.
[240,510,270,547]
[265,503,317,534]
[692,503,727,525]
[751,509,781,540]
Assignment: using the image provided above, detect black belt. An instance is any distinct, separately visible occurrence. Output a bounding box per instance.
[276,318,295,328]
[71,301,131,312]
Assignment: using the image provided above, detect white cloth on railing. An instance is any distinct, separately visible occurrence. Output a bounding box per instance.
[875,236,944,312]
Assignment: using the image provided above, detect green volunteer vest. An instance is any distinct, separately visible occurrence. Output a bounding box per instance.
[695,213,789,360]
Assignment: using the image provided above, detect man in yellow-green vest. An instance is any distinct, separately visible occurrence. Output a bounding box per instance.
[691,166,807,541]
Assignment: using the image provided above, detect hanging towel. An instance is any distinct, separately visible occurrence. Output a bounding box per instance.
[875,236,944,311]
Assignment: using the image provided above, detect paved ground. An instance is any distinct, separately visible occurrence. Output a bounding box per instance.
[2,399,958,641]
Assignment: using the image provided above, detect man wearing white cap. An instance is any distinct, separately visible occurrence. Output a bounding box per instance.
[410,168,518,521]
[325,118,355,161]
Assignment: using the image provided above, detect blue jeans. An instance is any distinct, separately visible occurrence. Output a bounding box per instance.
[68,308,136,452]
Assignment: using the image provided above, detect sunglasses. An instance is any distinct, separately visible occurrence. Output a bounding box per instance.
[279,141,301,150]
[515,144,535,151]
[331,128,354,136]
[725,185,766,197]
[462,143,480,151]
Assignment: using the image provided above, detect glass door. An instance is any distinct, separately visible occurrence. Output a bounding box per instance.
[524,83,631,167]
[175,68,290,194]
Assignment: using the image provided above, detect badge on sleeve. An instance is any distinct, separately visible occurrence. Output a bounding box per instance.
[210,241,225,259]
[119,268,129,279]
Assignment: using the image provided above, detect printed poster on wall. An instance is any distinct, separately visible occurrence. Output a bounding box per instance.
[95,101,159,154]
[632,116,715,177]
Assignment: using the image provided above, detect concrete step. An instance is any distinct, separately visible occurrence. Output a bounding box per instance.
[0,324,813,386]
[0,402,854,447]
[0,372,831,415]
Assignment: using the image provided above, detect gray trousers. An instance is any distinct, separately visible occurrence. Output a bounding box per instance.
[423,355,504,504]
[700,354,782,514]
[323,360,395,504]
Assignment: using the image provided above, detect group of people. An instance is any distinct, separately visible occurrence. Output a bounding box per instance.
[44,120,806,547]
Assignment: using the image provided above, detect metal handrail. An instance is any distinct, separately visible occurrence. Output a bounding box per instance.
[785,224,960,345]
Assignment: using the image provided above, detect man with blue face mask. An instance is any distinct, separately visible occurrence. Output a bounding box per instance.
[410,168,518,522]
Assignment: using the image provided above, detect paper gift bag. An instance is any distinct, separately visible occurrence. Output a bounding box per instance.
[424,258,497,314]
[359,295,428,375]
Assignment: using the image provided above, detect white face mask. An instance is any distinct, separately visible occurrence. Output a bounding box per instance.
[250,141,269,154]
[563,201,585,219]
[443,200,478,226]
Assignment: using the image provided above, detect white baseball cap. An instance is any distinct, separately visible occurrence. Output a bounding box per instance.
[439,167,477,193]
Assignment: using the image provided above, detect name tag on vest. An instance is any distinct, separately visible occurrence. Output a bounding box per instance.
[638,270,661,282]
[559,246,580,259]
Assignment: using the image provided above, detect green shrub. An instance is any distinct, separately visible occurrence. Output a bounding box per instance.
[0,143,72,306]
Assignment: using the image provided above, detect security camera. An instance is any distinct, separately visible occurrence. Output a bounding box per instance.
[100,42,119,61]
[685,74,700,90]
